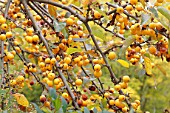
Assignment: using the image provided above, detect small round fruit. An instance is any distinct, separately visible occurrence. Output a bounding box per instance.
[40,95,46,103]
[6,31,13,38]
[82,94,88,101]
[94,64,101,72]
[54,78,61,85]
[10,80,16,86]
[0,34,6,41]
[62,92,68,99]
[104,92,110,98]
[74,57,80,63]
[116,7,124,14]
[75,79,83,86]
[66,18,74,26]
[47,80,53,87]
[32,35,39,42]
[126,5,133,11]
[44,101,50,108]
[26,28,34,36]
[114,84,121,91]
[135,100,140,106]
[157,0,163,3]
[131,103,138,110]
[109,99,115,105]
[64,57,71,64]
[6,52,14,60]
[0,16,6,24]
[108,51,116,60]
[48,72,55,80]
[118,95,125,101]
[1,24,8,30]
[130,0,138,5]
[122,106,128,112]
[115,99,125,108]
[94,70,102,78]
[120,82,128,89]
[45,58,51,64]
[94,11,101,19]
[149,45,157,54]
[122,75,130,83]
[16,75,25,83]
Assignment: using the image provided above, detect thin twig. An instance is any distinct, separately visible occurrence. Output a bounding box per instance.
[106,2,139,22]
[22,0,79,109]
[28,1,54,29]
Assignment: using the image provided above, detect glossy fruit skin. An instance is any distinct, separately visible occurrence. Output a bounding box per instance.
[122,75,130,83]
[94,70,102,78]
[94,11,101,19]
[104,92,110,98]
[119,95,125,101]
[66,18,74,26]
[108,52,116,60]
[130,0,138,5]
[75,79,83,86]
[62,93,68,99]
[40,95,46,103]
[157,0,163,3]
[109,100,115,105]
[6,31,13,38]
[1,24,8,30]
[114,84,121,91]
[116,7,124,14]
[94,64,101,72]
[0,34,6,41]
[149,45,157,54]
[122,106,128,112]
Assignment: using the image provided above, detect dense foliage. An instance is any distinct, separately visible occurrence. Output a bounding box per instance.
[0,0,170,113]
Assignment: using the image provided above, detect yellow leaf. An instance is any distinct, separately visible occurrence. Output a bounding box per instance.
[48,4,57,18]
[117,59,129,68]
[144,57,152,75]
[13,93,29,107]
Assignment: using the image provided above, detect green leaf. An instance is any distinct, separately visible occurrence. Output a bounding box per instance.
[41,107,53,113]
[13,28,24,35]
[100,98,107,110]
[61,97,68,113]
[157,6,170,21]
[93,108,98,113]
[84,107,90,113]
[0,70,2,74]
[61,28,68,39]
[53,96,61,111]
[141,13,151,25]
[53,19,66,32]
[66,47,82,55]
[32,103,44,113]
[149,7,158,18]
[49,88,57,100]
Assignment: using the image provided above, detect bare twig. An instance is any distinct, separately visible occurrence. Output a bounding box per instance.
[28,1,54,29]
[106,2,139,22]
[22,0,79,109]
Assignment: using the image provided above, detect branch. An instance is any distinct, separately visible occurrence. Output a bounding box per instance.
[22,0,79,109]
[28,1,54,29]
[94,20,125,40]
[29,0,86,23]
[106,2,139,22]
